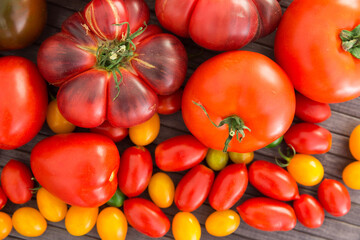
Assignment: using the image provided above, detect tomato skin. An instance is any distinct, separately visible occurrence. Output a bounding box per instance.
[90,121,128,142]
[228,151,254,164]
[287,154,324,186]
[236,197,297,231]
[295,92,331,123]
[317,179,351,217]
[284,123,332,154]
[118,146,153,197]
[123,198,170,238]
[172,212,201,240]
[129,113,160,146]
[12,207,47,237]
[155,135,208,172]
[97,207,127,240]
[206,148,229,171]
[205,210,240,237]
[148,172,175,208]
[65,206,98,236]
[1,159,34,204]
[36,187,68,222]
[158,89,183,115]
[343,161,360,190]
[265,136,283,148]
[208,164,248,211]
[349,124,360,161]
[47,99,76,134]
[293,194,324,228]
[0,212,12,239]
[175,165,214,212]
[248,160,299,201]
[0,186,7,209]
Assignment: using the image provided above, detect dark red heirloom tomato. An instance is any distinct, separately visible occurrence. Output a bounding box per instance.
[155,0,281,51]
[37,0,187,129]
[284,123,332,154]
[0,56,48,150]
[293,194,324,228]
[118,146,152,197]
[249,160,299,201]
[0,160,34,204]
[0,186,6,209]
[30,133,120,207]
[295,92,331,123]
[90,120,128,142]
[157,89,183,115]
[124,198,170,238]
[208,164,248,211]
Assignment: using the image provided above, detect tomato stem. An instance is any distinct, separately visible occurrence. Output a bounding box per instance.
[275,144,296,167]
[340,24,360,59]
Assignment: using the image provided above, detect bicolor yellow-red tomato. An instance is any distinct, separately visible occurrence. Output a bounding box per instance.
[46,99,76,134]
[206,149,229,171]
[287,154,324,186]
[205,210,240,237]
[97,207,128,240]
[37,187,68,222]
[148,172,175,208]
[343,161,360,190]
[172,212,201,240]
[129,113,160,146]
[349,124,360,161]
[0,212,12,239]
[228,152,254,164]
[12,207,47,237]
[65,206,98,236]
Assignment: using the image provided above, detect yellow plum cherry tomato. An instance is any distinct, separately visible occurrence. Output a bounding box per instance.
[0,212,12,239]
[287,154,324,186]
[343,161,360,190]
[129,113,160,146]
[205,210,240,237]
[97,207,127,240]
[46,99,76,134]
[12,207,47,237]
[349,124,360,161]
[172,212,201,240]
[206,149,229,171]
[65,206,98,236]
[228,151,254,164]
[36,187,67,222]
[148,172,175,208]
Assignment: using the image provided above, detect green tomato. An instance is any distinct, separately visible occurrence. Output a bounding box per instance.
[265,136,284,148]
[228,152,254,164]
[107,189,126,207]
[206,149,229,171]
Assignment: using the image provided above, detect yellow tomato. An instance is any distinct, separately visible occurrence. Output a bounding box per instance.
[36,187,67,222]
[343,161,360,190]
[129,113,160,146]
[206,149,229,171]
[148,172,174,208]
[65,206,98,236]
[46,99,76,134]
[205,210,240,237]
[12,207,47,237]
[97,207,127,240]
[287,154,324,186]
[0,212,12,239]
[349,124,360,161]
[228,151,254,164]
[172,212,201,240]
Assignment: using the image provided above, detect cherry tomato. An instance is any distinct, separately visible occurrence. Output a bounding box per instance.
[349,124,360,161]
[97,207,128,240]
[90,121,128,142]
[129,113,160,146]
[0,186,7,209]
[107,189,126,208]
[0,212,12,240]
[318,179,351,217]
[295,92,331,123]
[287,154,324,186]
[46,99,76,134]
[293,194,324,228]
[36,187,68,222]
[172,212,201,240]
[265,136,283,148]
[228,151,254,164]
[206,148,229,171]
[343,161,360,190]
[205,210,240,237]
[65,206,98,236]
[157,89,183,115]
[12,207,47,237]
[148,172,175,208]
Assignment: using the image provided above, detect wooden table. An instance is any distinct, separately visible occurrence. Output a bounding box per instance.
[1,0,360,239]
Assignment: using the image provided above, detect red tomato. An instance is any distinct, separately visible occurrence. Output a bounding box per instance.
[0,186,7,209]
[157,89,183,115]
[155,0,281,51]
[174,165,214,212]
[248,160,299,201]
[317,179,351,217]
[155,135,208,172]
[1,160,34,204]
[237,197,297,231]
[293,194,324,228]
[30,133,120,207]
[182,51,295,153]
[90,121,128,142]
[118,146,153,197]
[295,92,331,123]
[124,198,170,238]
[284,123,332,154]
[208,164,248,211]
[0,56,48,150]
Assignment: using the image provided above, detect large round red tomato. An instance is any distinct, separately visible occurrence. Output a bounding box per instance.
[37,0,187,128]
[275,0,360,103]
[182,51,295,153]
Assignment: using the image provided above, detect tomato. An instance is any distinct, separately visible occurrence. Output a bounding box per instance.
[349,124,360,161]
[65,206,98,236]
[31,133,120,207]
[182,51,295,153]
[206,148,229,171]
[236,197,296,231]
[175,165,214,212]
[129,113,160,146]
[1,159,34,204]
[148,172,175,208]
[343,161,360,190]
[172,212,201,240]
[155,0,281,51]
[46,99,76,134]
[118,146,153,197]
[208,164,248,211]
[0,0,46,50]
[293,194,324,229]
[275,0,360,103]
[157,89,183,115]
[228,151,254,164]
[90,121,128,142]
[249,160,299,201]
[205,210,240,237]
[37,0,187,128]
[155,135,208,172]
[0,186,7,209]
[284,123,332,154]
[287,154,324,186]
[0,56,48,150]
[97,207,127,240]
[123,198,170,238]
[36,187,68,222]
[0,212,12,239]
[12,207,47,237]
[295,92,331,123]
[107,189,126,207]
[318,179,351,217]
[265,136,283,148]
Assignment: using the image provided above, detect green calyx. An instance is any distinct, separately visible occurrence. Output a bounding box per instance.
[340,24,360,59]
[275,144,296,167]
